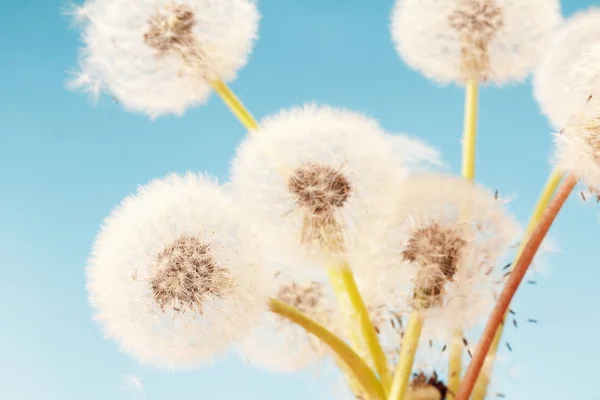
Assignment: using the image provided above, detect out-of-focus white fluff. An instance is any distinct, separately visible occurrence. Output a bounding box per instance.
[534,8,600,130]
[391,0,562,85]
[238,268,339,372]
[69,0,259,118]
[87,172,270,369]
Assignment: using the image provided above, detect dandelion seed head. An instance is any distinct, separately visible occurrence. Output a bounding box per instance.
[69,0,260,118]
[230,103,401,270]
[534,8,600,131]
[359,174,519,342]
[87,172,270,368]
[238,270,337,372]
[554,96,600,189]
[391,0,561,85]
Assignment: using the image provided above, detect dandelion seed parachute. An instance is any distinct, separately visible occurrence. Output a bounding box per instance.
[87,172,271,368]
[359,174,519,343]
[390,0,562,85]
[229,103,402,270]
[69,0,259,118]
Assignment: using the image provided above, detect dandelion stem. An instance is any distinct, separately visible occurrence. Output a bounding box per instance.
[471,168,565,400]
[388,310,424,400]
[269,298,385,400]
[210,79,258,131]
[328,265,392,394]
[454,174,577,400]
[448,78,479,397]
[461,79,479,181]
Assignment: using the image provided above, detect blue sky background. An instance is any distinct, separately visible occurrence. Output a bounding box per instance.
[1,0,599,399]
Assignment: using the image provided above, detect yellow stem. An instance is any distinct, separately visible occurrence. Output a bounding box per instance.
[471,168,564,400]
[270,298,385,400]
[210,79,258,131]
[328,265,392,395]
[461,79,478,181]
[448,79,479,396]
[447,330,463,399]
[388,310,424,400]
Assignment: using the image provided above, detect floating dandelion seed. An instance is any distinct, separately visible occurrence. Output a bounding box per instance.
[230,103,403,270]
[68,0,260,118]
[123,374,144,393]
[391,0,561,85]
[87,173,270,368]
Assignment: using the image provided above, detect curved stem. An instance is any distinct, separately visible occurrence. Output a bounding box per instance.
[454,174,577,400]
[471,168,564,400]
[328,265,391,394]
[388,310,424,400]
[269,298,385,400]
[210,79,258,131]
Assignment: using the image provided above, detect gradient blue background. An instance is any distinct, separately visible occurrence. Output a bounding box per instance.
[1,0,598,398]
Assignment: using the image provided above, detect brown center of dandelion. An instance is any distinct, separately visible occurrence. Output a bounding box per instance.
[276,281,323,315]
[144,3,197,55]
[151,235,231,313]
[403,223,466,308]
[410,372,448,400]
[448,0,504,81]
[287,163,352,248]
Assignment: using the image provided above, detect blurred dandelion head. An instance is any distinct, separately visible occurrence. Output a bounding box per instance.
[554,96,600,189]
[408,371,448,400]
[87,173,270,368]
[534,8,600,131]
[68,0,260,118]
[391,0,561,85]
[238,270,336,372]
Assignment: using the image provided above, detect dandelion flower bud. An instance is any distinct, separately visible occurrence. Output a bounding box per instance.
[534,8,600,131]
[69,0,259,118]
[87,173,270,368]
[238,269,337,372]
[391,0,561,85]
[230,103,401,269]
[362,174,519,342]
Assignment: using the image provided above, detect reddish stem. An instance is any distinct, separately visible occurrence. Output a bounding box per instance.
[454,174,577,400]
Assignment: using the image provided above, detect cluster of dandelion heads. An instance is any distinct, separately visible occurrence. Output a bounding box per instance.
[69,0,260,118]
[361,174,519,342]
[238,269,339,372]
[534,9,600,189]
[390,0,562,85]
[230,103,402,269]
[87,172,271,368]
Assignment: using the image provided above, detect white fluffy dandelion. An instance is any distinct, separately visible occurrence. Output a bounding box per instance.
[391,0,562,85]
[534,8,600,131]
[238,269,338,372]
[360,174,519,342]
[230,103,401,270]
[551,89,600,189]
[87,172,270,368]
[69,0,259,118]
